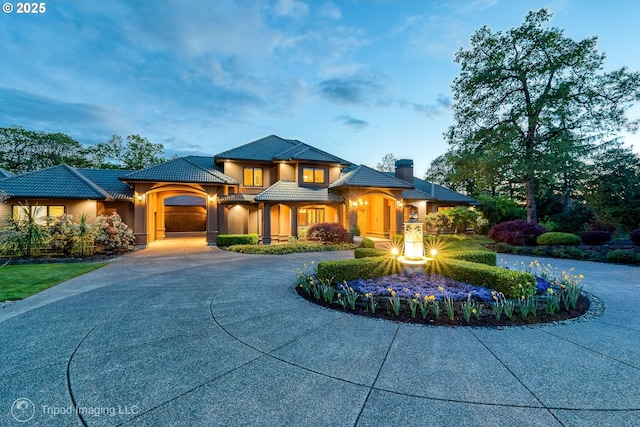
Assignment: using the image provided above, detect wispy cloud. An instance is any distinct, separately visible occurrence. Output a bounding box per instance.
[398,94,451,117]
[271,0,309,18]
[335,115,368,130]
[316,68,388,105]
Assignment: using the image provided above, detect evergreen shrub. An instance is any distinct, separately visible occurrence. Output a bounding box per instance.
[536,232,581,246]
[217,234,259,247]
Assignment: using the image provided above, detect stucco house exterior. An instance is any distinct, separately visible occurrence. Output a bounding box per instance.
[0,135,477,246]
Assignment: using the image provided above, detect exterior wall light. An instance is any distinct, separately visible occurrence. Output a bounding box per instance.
[208,195,216,203]
[351,201,357,207]
[137,194,144,202]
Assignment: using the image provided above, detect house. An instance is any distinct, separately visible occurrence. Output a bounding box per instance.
[0,135,477,246]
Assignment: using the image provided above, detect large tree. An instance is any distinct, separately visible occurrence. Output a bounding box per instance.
[375,153,397,172]
[84,134,165,170]
[447,9,640,222]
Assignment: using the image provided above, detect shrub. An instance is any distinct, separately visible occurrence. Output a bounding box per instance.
[580,230,612,245]
[317,256,402,282]
[494,242,514,253]
[425,258,535,299]
[217,234,259,247]
[307,222,349,244]
[362,237,376,249]
[536,232,581,246]
[1,203,50,256]
[439,250,497,266]
[488,220,547,246]
[95,212,134,251]
[631,229,640,246]
[354,248,387,258]
[607,249,638,264]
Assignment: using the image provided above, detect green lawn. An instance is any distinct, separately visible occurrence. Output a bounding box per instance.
[0,262,107,301]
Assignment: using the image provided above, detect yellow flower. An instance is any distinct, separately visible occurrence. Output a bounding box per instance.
[415,292,421,298]
[390,290,396,297]
[547,288,554,295]
[438,286,444,291]
[471,309,477,314]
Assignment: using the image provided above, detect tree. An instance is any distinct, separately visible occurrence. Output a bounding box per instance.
[85,134,165,170]
[447,9,640,222]
[0,126,90,173]
[376,153,397,172]
[583,141,640,231]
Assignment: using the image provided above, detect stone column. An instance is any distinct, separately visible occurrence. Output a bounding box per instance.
[262,203,272,245]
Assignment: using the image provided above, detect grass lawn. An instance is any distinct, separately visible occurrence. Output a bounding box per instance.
[0,262,107,301]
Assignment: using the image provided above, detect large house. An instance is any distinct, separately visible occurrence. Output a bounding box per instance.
[0,135,477,246]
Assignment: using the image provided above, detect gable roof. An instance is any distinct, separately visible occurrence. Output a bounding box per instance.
[0,168,15,179]
[330,165,414,189]
[0,165,117,200]
[121,156,236,185]
[254,181,344,203]
[215,135,352,165]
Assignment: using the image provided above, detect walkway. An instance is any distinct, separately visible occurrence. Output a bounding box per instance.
[1,238,639,426]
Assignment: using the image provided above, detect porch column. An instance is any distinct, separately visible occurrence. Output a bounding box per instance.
[349,201,358,233]
[395,201,403,236]
[263,203,272,245]
[291,206,298,238]
[133,191,149,248]
[206,193,219,246]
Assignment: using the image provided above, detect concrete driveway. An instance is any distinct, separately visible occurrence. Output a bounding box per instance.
[1,238,639,426]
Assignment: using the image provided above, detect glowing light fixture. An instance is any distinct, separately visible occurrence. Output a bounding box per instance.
[430,248,438,258]
[208,195,216,203]
[390,247,399,257]
[137,194,144,202]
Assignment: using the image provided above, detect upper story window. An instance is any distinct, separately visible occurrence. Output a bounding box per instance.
[243,167,263,187]
[302,167,325,184]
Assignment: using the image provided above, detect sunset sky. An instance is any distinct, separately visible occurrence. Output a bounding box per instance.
[2,0,639,175]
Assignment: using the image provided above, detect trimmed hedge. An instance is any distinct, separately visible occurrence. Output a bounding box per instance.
[580,230,612,245]
[425,258,535,299]
[440,250,497,266]
[217,234,259,247]
[354,248,388,258]
[536,232,581,246]
[317,256,402,282]
[607,249,638,264]
[227,242,357,254]
[362,237,376,249]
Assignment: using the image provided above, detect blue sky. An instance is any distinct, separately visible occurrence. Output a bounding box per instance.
[2,0,639,175]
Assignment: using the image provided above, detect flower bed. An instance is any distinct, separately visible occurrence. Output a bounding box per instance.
[295,261,591,327]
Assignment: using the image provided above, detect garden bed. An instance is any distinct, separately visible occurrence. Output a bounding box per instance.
[295,269,595,327]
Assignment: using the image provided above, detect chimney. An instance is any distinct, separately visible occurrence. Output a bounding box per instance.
[394,159,414,184]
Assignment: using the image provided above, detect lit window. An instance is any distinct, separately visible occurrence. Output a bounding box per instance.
[243,167,263,187]
[302,167,325,183]
[298,208,325,226]
[12,205,64,223]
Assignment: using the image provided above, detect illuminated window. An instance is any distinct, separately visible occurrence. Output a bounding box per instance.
[302,167,325,183]
[298,208,325,226]
[243,167,263,187]
[12,205,64,223]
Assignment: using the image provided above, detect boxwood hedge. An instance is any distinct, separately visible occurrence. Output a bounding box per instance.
[217,234,259,247]
[536,232,581,246]
[439,250,497,266]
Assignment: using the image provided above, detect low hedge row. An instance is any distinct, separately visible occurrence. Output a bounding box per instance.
[317,256,402,282]
[361,237,376,249]
[354,248,387,258]
[439,250,497,266]
[217,234,259,247]
[425,258,535,299]
[228,242,357,254]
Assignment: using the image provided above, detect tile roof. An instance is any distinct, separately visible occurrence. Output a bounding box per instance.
[121,157,237,185]
[0,168,15,179]
[218,193,256,203]
[215,135,351,165]
[402,188,436,201]
[330,165,414,189]
[77,169,134,200]
[413,176,479,204]
[0,165,114,200]
[254,181,344,203]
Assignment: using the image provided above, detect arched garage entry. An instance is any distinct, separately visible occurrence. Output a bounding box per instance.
[164,195,206,232]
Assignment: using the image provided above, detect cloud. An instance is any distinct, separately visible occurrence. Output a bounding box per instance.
[0,87,132,144]
[272,0,309,18]
[398,94,451,117]
[391,15,424,36]
[317,68,387,105]
[318,1,342,20]
[335,115,368,130]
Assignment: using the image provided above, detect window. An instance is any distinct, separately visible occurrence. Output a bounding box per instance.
[13,205,64,223]
[298,208,325,226]
[302,167,325,184]
[243,167,263,187]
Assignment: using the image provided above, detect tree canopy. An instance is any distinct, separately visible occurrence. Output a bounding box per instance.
[446,9,640,222]
[0,126,166,173]
[376,153,397,172]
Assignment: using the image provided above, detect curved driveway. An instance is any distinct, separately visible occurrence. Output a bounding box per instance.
[1,238,640,426]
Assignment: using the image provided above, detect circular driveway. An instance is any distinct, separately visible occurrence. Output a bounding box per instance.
[1,238,639,426]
